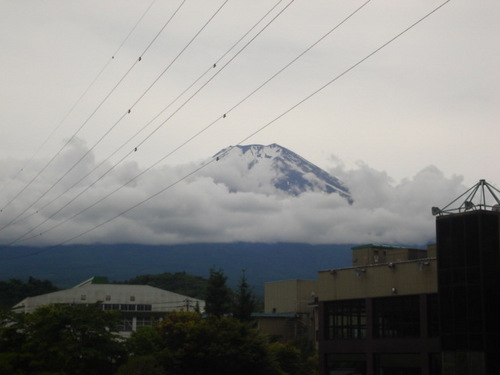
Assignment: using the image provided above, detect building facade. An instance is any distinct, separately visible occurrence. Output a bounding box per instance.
[313,180,500,375]
[255,279,318,342]
[13,276,205,337]
[436,209,500,374]
[317,244,439,375]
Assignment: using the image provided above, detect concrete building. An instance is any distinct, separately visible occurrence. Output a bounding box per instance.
[264,179,500,374]
[13,276,205,337]
[436,209,500,373]
[255,279,318,342]
[317,244,439,375]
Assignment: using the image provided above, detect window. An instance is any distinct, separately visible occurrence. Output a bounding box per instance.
[130,296,135,302]
[442,351,485,375]
[325,299,366,339]
[117,318,133,332]
[375,354,422,375]
[427,294,440,337]
[136,317,154,328]
[105,295,111,301]
[326,353,366,375]
[120,304,136,311]
[137,304,152,311]
[373,295,420,338]
[80,295,86,301]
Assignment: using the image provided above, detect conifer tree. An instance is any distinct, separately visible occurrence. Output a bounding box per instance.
[232,270,257,322]
[204,267,232,317]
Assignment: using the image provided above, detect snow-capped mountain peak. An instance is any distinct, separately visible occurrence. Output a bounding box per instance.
[209,144,352,202]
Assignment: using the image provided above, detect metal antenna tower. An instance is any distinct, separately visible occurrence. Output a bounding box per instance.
[432,179,500,216]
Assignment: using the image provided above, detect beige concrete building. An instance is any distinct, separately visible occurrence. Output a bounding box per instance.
[263,243,439,374]
[263,180,500,375]
[255,279,318,341]
[319,244,437,301]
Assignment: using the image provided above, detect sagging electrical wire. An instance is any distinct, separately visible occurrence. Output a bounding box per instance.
[0,0,452,259]
[1,0,290,245]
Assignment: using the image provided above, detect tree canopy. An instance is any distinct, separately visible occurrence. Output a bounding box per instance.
[1,268,316,374]
[1,305,316,375]
[0,277,59,309]
[204,267,233,317]
[0,304,125,375]
[155,312,280,375]
[232,270,257,322]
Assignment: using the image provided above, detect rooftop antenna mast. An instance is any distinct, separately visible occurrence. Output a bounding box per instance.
[432,179,500,216]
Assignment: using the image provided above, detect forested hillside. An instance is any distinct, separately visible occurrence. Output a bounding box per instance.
[0,242,353,291]
[0,277,59,309]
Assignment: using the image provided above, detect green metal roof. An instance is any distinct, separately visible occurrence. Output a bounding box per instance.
[351,243,408,250]
[252,313,298,319]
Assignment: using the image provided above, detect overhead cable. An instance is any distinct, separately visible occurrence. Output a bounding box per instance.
[0,0,189,233]
[0,0,159,207]
[1,0,287,243]
[0,0,452,259]
[2,0,295,248]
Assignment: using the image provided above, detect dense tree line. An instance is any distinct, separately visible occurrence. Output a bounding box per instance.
[0,304,125,374]
[1,270,260,311]
[0,269,317,374]
[118,311,316,375]
[0,277,59,309]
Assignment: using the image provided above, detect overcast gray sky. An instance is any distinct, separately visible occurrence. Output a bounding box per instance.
[0,0,498,247]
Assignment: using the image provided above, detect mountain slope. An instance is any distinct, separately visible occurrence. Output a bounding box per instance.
[1,243,353,293]
[210,144,352,202]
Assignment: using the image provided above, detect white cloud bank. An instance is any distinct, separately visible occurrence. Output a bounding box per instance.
[0,139,467,247]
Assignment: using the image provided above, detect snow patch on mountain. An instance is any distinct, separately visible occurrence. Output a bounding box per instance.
[205,144,352,202]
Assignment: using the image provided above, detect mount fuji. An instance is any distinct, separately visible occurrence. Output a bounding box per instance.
[208,144,352,203]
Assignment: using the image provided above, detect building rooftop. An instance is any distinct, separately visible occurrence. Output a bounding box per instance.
[432,179,500,216]
[351,243,412,250]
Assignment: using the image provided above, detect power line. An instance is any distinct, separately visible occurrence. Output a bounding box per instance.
[0,0,189,232]
[0,0,158,206]
[17,0,286,216]
[220,0,373,122]
[1,0,452,259]
[132,0,296,150]
[231,0,453,148]
[1,0,289,245]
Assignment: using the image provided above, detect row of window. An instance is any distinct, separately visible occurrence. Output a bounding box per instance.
[324,295,439,340]
[102,304,152,311]
[81,295,137,302]
[326,299,367,339]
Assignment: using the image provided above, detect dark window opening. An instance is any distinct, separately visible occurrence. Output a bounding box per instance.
[325,299,366,339]
[373,295,420,338]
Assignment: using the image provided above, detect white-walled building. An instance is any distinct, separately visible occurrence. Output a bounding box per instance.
[13,276,205,336]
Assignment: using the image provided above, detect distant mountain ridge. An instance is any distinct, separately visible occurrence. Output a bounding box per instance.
[211,144,352,202]
[0,243,353,293]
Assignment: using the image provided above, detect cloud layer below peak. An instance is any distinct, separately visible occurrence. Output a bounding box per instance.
[0,140,467,247]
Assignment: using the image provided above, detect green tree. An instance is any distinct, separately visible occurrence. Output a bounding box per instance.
[269,342,303,375]
[0,310,29,374]
[204,267,232,317]
[0,277,59,309]
[232,270,257,322]
[269,339,318,375]
[126,326,163,357]
[0,304,126,375]
[156,312,280,375]
[115,355,166,375]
